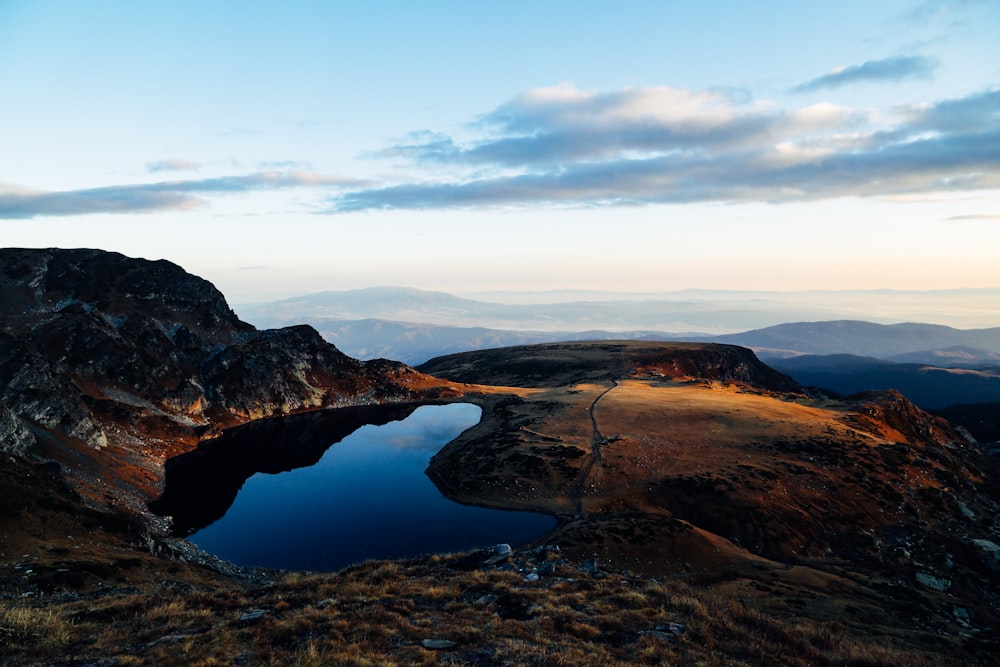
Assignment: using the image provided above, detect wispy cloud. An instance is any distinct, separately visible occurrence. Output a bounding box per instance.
[947,213,1000,221]
[332,85,1000,212]
[896,0,986,27]
[0,170,370,219]
[258,160,312,170]
[791,55,938,93]
[146,158,201,173]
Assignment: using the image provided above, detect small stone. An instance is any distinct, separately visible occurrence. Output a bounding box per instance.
[956,501,976,520]
[422,638,457,649]
[972,539,1000,553]
[954,607,971,626]
[656,621,685,636]
[524,571,540,582]
[238,609,267,622]
[484,543,512,565]
[915,572,950,592]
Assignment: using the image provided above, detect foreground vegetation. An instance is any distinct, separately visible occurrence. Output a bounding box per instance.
[3,553,955,667]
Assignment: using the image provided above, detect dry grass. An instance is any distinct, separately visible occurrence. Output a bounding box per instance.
[1,555,956,667]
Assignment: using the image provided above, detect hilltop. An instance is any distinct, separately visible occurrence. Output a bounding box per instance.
[420,341,1000,658]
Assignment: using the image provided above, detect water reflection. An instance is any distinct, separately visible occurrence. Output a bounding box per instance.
[150,403,555,571]
[149,403,421,536]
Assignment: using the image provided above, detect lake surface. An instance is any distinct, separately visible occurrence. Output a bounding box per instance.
[155,403,554,571]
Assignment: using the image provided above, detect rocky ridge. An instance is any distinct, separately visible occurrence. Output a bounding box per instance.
[0,248,459,519]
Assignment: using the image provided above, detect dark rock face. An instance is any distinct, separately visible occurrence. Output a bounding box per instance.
[0,247,246,337]
[0,248,453,514]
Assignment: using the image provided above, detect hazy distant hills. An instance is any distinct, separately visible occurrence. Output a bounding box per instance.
[236,287,1000,414]
[885,346,1000,367]
[256,317,675,366]
[237,286,1000,365]
[712,321,1000,360]
[305,318,558,364]
[237,286,828,334]
[235,285,1000,334]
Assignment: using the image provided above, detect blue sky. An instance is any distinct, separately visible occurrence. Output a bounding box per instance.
[1,1,998,303]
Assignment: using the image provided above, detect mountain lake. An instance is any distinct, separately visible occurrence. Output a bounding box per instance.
[151,403,555,571]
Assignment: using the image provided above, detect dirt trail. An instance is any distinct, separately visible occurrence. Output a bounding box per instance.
[569,379,619,510]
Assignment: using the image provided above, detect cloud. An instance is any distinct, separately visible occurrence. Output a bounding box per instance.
[371,87,795,175]
[896,0,986,27]
[899,88,1000,133]
[0,170,370,219]
[146,158,201,173]
[947,213,1000,221]
[792,55,938,93]
[0,183,200,218]
[258,159,312,170]
[469,86,783,166]
[332,84,1000,212]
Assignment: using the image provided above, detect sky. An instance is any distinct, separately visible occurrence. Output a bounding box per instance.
[1,0,999,306]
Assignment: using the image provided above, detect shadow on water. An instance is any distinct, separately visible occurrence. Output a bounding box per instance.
[149,403,423,537]
[149,403,555,571]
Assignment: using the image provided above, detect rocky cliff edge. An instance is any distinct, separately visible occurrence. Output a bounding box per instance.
[0,248,461,519]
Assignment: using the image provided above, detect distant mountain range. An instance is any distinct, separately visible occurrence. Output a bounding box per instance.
[236,287,1000,366]
[235,285,1000,334]
[711,321,1000,360]
[233,288,1000,420]
[250,317,675,366]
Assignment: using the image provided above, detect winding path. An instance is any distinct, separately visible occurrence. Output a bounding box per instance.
[569,379,619,510]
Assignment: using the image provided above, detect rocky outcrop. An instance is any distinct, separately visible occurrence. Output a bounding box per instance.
[0,248,460,516]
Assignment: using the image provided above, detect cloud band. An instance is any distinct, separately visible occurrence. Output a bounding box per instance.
[0,171,368,219]
[331,84,1000,212]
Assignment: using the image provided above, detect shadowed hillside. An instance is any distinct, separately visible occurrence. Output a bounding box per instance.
[770,354,1000,409]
